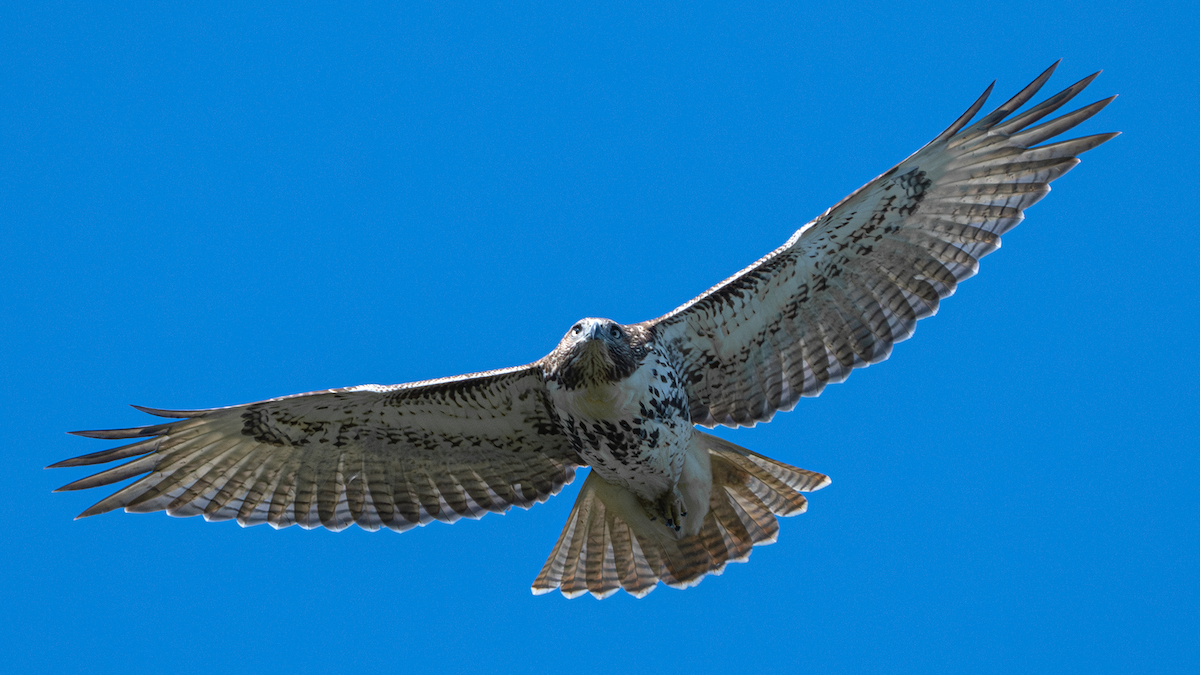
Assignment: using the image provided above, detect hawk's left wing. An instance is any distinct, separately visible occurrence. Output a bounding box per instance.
[51,365,581,532]
[644,62,1118,428]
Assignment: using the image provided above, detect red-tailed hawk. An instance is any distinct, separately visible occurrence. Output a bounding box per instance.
[52,63,1116,599]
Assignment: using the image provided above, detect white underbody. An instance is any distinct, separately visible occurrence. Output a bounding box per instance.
[546,345,712,536]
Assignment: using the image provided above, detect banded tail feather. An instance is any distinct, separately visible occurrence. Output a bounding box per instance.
[531,431,829,598]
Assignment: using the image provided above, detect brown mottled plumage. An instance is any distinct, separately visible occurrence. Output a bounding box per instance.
[52,63,1115,598]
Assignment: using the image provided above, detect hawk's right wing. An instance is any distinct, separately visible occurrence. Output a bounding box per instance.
[51,364,581,532]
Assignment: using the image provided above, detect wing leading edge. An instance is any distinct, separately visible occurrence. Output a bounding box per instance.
[647,62,1117,428]
[52,365,581,532]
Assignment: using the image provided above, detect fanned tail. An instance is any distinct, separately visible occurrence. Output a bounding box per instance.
[531,431,830,599]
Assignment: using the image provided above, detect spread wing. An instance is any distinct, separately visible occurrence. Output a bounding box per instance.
[51,365,581,532]
[646,62,1118,428]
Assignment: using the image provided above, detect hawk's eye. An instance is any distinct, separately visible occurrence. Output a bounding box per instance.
[572,324,582,335]
[610,326,622,338]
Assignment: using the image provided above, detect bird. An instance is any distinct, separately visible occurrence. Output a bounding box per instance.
[51,62,1116,599]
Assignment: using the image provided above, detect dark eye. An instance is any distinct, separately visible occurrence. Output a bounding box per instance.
[572,324,582,335]
[610,326,621,338]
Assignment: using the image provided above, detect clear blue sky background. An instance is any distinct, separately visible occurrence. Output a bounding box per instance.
[3,2,1196,673]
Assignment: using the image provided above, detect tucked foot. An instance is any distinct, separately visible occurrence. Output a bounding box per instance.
[645,488,688,534]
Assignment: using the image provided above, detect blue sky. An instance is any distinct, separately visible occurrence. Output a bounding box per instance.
[3,2,1197,673]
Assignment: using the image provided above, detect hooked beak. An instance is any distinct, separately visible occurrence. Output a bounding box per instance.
[580,323,611,360]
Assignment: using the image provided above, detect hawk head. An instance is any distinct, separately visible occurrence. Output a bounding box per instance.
[544,317,651,390]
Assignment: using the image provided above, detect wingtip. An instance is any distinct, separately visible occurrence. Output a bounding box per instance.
[130,404,194,418]
[1078,70,1103,90]
[54,482,94,495]
[1076,130,1121,152]
[1092,94,1120,111]
[933,79,995,142]
[66,425,166,440]
[53,480,84,493]
[1040,59,1065,85]
[74,500,120,520]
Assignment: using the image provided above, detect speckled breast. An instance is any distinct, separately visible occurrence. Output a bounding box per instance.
[546,347,692,501]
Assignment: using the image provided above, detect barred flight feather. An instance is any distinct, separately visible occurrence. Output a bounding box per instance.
[54,366,580,530]
[646,61,1116,429]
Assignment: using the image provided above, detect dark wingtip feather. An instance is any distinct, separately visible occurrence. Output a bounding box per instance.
[960,61,1062,136]
[68,424,172,440]
[47,438,159,469]
[1051,131,1122,157]
[72,481,148,518]
[997,60,1061,114]
[130,404,197,418]
[991,71,1104,137]
[1011,95,1118,148]
[75,503,115,520]
[1076,71,1103,91]
[933,80,995,143]
[48,457,84,469]
[68,429,123,439]
[52,454,157,493]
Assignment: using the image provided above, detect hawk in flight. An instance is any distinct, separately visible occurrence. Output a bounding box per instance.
[53,63,1116,598]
